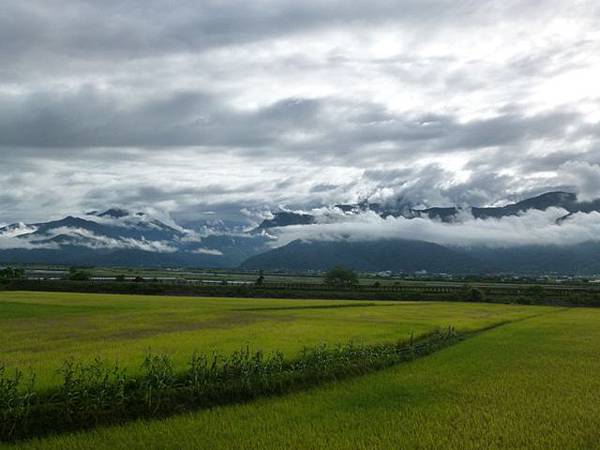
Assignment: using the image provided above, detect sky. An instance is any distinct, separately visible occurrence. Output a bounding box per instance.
[2,0,600,225]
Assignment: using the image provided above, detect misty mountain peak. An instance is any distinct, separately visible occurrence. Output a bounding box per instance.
[98,208,131,219]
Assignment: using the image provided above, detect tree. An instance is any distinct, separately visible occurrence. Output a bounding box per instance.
[255,270,265,286]
[525,285,544,303]
[324,266,358,287]
[0,266,25,280]
[468,287,485,302]
[462,284,485,302]
[68,270,90,281]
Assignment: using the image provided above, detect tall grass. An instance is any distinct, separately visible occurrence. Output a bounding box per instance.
[0,327,462,442]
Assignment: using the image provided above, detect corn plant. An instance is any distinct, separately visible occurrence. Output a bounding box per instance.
[0,366,36,441]
[140,353,175,412]
[1,327,463,443]
[57,358,128,423]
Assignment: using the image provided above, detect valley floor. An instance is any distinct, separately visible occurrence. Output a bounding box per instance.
[0,291,540,389]
[2,293,598,449]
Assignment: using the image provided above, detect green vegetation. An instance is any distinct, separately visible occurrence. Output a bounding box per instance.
[0,292,546,390]
[5,274,600,306]
[3,291,600,449]
[0,268,24,281]
[1,328,463,442]
[6,307,599,449]
[66,268,90,282]
[324,266,359,286]
[465,285,486,302]
[8,262,595,287]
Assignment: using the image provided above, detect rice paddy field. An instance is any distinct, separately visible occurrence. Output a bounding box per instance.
[0,291,544,389]
[2,291,600,449]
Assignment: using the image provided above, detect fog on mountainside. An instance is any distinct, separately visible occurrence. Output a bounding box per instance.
[2,192,600,274]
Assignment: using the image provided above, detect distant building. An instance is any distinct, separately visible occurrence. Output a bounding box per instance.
[376,270,392,278]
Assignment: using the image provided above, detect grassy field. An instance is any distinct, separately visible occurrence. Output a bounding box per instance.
[3,292,597,449]
[0,291,546,390]
[6,307,600,449]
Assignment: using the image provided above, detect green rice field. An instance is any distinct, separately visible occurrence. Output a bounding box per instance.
[2,291,599,449]
[0,291,544,389]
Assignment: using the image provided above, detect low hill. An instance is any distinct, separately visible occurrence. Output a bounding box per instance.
[241,239,489,273]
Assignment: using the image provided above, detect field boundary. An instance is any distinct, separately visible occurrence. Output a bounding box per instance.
[4,278,600,307]
[0,326,477,443]
[231,302,392,311]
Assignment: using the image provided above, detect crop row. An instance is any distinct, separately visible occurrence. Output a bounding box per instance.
[1,327,463,442]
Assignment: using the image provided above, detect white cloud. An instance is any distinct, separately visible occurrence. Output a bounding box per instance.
[0,226,178,253]
[47,227,179,253]
[0,236,58,250]
[0,223,38,238]
[191,248,224,256]
[271,208,600,248]
[558,162,600,202]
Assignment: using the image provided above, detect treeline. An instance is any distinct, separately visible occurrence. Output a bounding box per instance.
[3,278,600,307]
[1,328,461,442]
[0,267,25,280]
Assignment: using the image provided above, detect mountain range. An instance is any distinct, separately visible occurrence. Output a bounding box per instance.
[0,208,269,268]
[2,191,600,275]
[257,191,600,228]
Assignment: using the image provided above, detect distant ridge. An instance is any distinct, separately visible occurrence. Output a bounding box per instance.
[241,239,490,273]
[0,208,269,268]
[257,191,600,229]
[2,192,600,273]
[240,238,600,275]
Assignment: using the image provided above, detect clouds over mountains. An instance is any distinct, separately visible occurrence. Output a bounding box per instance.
[269,207,600,249]
[2,0,600,223]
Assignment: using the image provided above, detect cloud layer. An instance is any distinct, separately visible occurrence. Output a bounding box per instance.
[270,208,600,249]
[2,0,600,223]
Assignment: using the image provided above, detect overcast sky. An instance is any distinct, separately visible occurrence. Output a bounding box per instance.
[2,0,600,224]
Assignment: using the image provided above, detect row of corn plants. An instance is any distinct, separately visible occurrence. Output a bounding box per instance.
[1,327,463,442]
